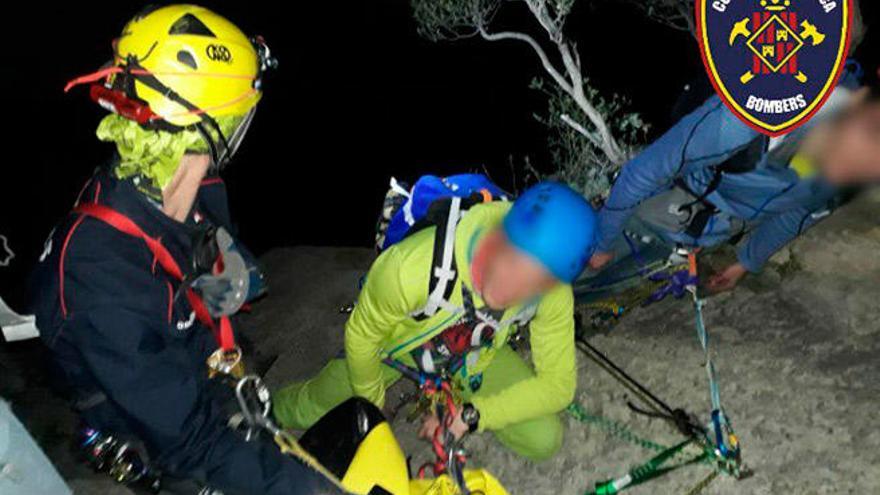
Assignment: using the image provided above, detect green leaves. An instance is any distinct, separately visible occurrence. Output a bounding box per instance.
[411,0,500,41]
[532,76,648,201]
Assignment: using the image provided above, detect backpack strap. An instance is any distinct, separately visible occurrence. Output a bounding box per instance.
[389,177,416,226]
[409,193,495,321]
[411,196,464,320]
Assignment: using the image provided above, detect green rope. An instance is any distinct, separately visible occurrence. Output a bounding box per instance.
[586,439,708,495]
[567,402,731,495]
[572,254,748,494]
[566,402,667,453]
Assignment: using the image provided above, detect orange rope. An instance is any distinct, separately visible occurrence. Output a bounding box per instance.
[64,64,260,121]
[64,66,257,93]
[162,89,258,118]
[63,67,123,92]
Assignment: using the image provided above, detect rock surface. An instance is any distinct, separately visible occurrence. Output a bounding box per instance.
[3,191,878,494]
[419,189,878,495]
[254,190,880,494]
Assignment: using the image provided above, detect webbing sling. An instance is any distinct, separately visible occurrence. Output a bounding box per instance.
[73,203,236,351]
[685,253,737,459]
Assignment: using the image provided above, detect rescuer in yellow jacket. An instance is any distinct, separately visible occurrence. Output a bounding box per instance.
[275,182,599,461]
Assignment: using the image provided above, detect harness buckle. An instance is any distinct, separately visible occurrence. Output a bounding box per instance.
[206,346,244,379]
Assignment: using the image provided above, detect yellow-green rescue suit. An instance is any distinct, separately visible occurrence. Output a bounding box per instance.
[274,202,577,461]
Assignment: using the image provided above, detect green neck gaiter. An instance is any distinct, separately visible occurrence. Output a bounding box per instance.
[96,114,243,200]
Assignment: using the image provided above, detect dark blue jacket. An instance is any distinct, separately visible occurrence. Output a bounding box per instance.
[598,67,863,272]
[28,167,339,495]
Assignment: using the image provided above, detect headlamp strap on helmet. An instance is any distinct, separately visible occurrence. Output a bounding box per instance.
[126,60,202,119]
[65,34,278,168]
[124,59,232,166]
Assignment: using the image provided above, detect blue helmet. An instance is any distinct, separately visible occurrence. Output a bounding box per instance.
[502,182,599,283]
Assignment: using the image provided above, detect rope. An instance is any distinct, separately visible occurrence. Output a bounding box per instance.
[570,250,748,494]
[575,339,676,422]
[579,263,690,327]
[568,402,727,495]
[583,438,710,495]
[578,260,675,297]
[567,402,667,453]
[684,471,719,495]
[685,253,741,462]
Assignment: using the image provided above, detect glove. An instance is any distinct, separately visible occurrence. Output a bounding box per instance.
[192,227,260,317]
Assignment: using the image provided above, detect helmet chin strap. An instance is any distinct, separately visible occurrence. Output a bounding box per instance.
[194,119,232,173]
[194,108,257,173]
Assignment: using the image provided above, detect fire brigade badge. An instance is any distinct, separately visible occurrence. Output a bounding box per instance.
[696,0,852,136]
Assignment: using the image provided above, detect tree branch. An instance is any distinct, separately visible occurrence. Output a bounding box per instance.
[478,26,574,95]
[560,113,602,148]
[558,42,625,163]
[524,0,564,43]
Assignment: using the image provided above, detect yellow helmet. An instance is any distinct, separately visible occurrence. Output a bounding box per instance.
[66,4,277,166]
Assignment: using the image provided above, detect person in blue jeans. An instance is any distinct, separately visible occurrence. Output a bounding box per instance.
[585,66,880,294]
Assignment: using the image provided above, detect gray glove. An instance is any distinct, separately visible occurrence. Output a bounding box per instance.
[191,227,251,318]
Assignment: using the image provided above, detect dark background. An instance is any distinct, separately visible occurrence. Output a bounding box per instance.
[1,1,878,311]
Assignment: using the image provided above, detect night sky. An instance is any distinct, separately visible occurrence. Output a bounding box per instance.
[1,1,877,308]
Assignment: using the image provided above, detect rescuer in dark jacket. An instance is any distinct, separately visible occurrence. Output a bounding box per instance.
[27,5,342,494]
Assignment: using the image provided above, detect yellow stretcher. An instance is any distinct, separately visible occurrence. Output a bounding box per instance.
[235,376,509,495]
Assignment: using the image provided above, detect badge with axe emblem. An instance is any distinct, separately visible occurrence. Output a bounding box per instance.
[697,0,852,136]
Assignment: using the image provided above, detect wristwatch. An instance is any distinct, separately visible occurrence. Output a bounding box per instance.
[461,403,480,433]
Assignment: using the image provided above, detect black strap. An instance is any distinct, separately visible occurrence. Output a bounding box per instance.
[674,175,720,240]
[412,198,460,321]
[683,207,717,240]
[611,101,769,242]
[411,193,489,322]
[124,59,232,165]
[674,136,767,241]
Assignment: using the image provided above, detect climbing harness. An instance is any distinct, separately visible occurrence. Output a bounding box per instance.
[383,358,471,494]
[70,202,243,379]
[572,250,749,494]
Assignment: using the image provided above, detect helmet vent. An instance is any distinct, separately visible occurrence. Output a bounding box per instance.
[176,50,198,70]
[133,5,163,21]
[169,13,216,37]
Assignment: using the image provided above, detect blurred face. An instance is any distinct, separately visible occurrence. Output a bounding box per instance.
[820,101,880,186]
[478,230,559,310]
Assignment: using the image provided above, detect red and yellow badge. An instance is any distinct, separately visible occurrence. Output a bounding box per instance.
[696,0,852,136]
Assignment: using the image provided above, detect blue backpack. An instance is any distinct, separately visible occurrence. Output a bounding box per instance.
[374,174,509,320]
[376,174,508,251]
